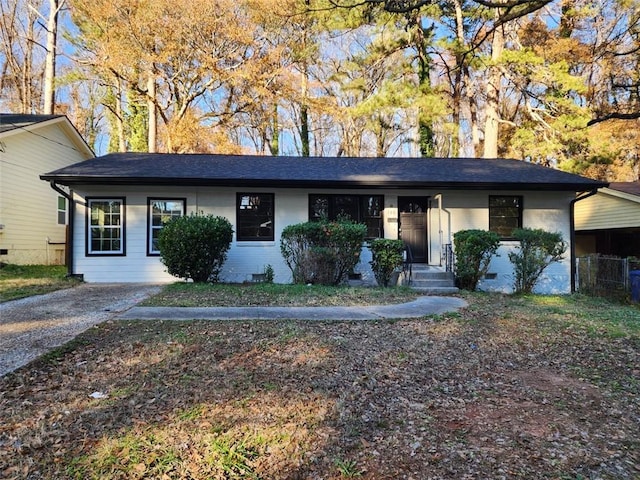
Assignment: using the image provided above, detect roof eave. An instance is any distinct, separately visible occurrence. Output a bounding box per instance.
[40,175,607,191]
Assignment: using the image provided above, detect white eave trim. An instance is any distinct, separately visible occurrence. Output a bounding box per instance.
[599,187,640,204]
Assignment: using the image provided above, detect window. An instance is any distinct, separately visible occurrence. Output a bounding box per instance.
[148,198,186,255]
[57,196,67,225]
[309,194,383,238]
[236,193,274,241]
[87,198,125,255]
[489,195,522,238]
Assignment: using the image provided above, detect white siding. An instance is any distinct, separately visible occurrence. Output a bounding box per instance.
[574,189,640,230]
[431,191,574,294]
[0,122,91,264]
[70,186,574,293]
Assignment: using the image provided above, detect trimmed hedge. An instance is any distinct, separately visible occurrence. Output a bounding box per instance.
[280,220,367,285]
[158,213,233,283]
[453,229,501,291]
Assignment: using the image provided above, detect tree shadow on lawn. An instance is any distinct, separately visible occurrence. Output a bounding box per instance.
[1,300,639,479]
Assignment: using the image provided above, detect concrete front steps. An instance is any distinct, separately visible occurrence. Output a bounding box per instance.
[402,264,459,294]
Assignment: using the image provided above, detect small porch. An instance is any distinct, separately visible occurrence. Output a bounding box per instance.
[399,263,459,294]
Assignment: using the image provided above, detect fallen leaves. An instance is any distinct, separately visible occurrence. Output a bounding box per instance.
[1,293,639,479]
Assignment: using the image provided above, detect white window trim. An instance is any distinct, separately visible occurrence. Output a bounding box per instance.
[147,198,186,255]
[86,198,125,256]
[57,196,67,225]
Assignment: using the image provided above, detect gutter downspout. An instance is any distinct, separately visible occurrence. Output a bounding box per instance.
[48,181,75,278]
[433,194,443,266]
[570,189,599,293]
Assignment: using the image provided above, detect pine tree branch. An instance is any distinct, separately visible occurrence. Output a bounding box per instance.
[587,112,640,126]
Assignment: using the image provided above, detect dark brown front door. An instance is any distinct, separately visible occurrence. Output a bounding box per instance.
[399,197,428,263]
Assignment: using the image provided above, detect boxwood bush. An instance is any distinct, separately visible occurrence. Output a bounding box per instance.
[280,219,367,285]
[368,239,405,287]
[158,213,233,283]
[453,229,501,291]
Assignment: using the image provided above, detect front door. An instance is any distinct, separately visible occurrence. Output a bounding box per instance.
[398,197,428,263]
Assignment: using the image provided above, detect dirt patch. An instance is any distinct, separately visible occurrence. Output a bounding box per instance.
[518,367,602,399]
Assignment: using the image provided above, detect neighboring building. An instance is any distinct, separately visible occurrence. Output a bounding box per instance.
[574,182,640,258]
[41,153,606,293]
[0,114,94,265]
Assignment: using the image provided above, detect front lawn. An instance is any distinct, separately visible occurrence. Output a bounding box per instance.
[141,282,420,307]
[1,293,639,479]
[0,264,80,302]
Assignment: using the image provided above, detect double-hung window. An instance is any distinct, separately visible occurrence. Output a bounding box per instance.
[309,194,383,238]
[236,193,274,241]
[148,198,186,255]
[489,195,523,239]
[57,196,67,225]
[87,198,125,255]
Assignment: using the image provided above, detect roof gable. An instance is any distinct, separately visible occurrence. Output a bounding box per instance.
[41,152,608,191]
[607,182,640,198]
[1,113,94,159]
[598,183,640,204]
[0,114,62,135]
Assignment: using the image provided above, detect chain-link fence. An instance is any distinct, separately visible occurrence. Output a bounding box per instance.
[576,255,639,299]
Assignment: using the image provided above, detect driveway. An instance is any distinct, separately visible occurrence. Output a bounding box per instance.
[0,284,162,377]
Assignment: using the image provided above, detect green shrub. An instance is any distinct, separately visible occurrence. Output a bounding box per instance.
[263,264,275,284]
[280,219,366,285]
[368,239,405,287]
[453,229,501,291]
[158,213,233,283]
[508,228,567,294]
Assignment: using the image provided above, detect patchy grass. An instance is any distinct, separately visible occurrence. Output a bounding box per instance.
[141,282,420,307]
[1,294,639,479]
[0,264,80,302]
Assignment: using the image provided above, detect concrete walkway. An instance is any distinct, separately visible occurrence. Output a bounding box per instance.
[117,296,468,321]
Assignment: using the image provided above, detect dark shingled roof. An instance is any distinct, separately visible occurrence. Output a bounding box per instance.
[0,114,63,135]
[41,152,608,191]
[608,182,640,197]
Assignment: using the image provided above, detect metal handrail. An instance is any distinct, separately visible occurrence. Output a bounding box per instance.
[403,242,413,285]
[443,243,454,272]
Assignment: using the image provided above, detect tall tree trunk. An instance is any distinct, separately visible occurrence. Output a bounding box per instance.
[43,0,64,114]
[269,103,279,155]
[451,0,466,157]
[115,80,126,152]
[23,6,36,112]
[376,117,385,157]
[483,15,504,159]
[147,73,156,152]
[408,10,435,157]
[301,105,310,156]
[466,65,481,156]
[300,63,310,157]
